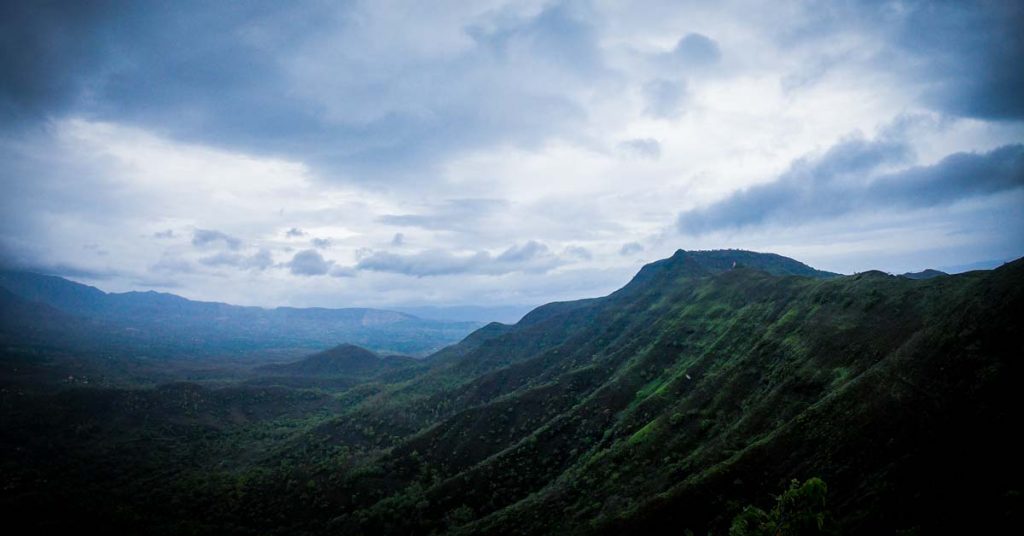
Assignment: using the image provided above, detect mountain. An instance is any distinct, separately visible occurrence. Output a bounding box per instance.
[0,286,69,332]
[316,250,1021,535]
[1,249,1020,535]
[256,344,416,377]
[627,248,841,282]
[899,268,948,279]
[0,269,481,356]
[0,285,119,352]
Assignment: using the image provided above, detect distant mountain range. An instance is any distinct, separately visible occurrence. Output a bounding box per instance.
[0,270,481,356]
[899,268,948,279]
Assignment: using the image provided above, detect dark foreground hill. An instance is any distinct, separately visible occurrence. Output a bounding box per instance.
[0,270,480,356]
[256,344,412,377]
[0,250,1020,535]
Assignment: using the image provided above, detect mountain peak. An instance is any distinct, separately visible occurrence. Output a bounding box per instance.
[624,249,838,293]
[900,268,948,280]
[671,249,838,277]
[257,344,385,377]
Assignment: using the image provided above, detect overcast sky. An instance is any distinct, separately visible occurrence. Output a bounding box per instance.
[1,0,1022,309]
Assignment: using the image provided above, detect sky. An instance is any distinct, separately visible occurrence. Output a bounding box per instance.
[1,0,1022,311]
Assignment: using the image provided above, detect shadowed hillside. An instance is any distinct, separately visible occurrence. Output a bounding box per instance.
[1,250,1020,534]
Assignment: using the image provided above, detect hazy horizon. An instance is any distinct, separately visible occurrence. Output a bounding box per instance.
[2,248,1015,318]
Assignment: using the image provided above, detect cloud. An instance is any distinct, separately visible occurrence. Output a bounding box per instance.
[643,78,688,119]
[2,1,1022,309]
[191,229,242,250]
[285,227,305,237]
[82,243,107,256]
[667,33,721,67]
[620,242,644,256]
[781,1,1024,121]
[678,141,1024,234]
[892,1,1024,121]
[357,250,489,277]
[0,1,113,122]
[356,240,565,277]
[329,265,357,278]
[379,198,509,231]
[0,1,612,178]
[496,240,549,262]
[618,138,661,160]
[563,245,592,260]
[199,248,274,271]
[287,249,332,276]
[150,255,196,274]
[25,262,122,281]
[391,233,405,246]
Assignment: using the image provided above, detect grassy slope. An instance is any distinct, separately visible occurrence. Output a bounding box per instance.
[1,250,1020,534]
[328,253,1022,535]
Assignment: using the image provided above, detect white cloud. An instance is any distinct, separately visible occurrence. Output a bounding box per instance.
[2,1,1022,309]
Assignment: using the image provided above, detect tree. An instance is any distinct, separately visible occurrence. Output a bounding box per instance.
[729,477,834,536]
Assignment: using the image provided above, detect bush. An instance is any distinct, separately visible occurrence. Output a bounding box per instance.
[730,477,834,536]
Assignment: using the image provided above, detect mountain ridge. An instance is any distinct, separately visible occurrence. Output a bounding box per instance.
[1,250,1020,534]
[255,344,418,378]
[317,251,1022,535]
[0,269,481,356]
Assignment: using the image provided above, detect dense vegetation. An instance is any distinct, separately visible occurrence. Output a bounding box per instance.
[1,250,1020,534]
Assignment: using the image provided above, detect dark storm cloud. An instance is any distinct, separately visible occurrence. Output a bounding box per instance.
[0,1,114,121]
[4,0,1018,182]
[894,1,1024,121]
[783,0,1024,121]
[191,229,242,250]
[678,141,1024,234]
[0,0,319,132]
[0,0,607,178]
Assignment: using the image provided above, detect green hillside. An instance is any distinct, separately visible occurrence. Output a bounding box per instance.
[1,250,1019,534]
